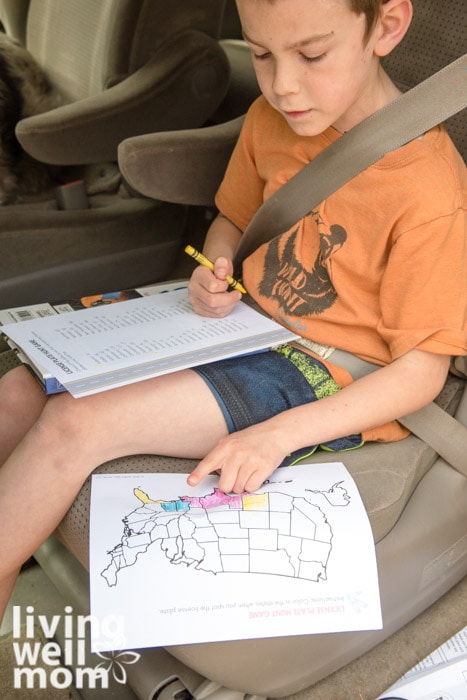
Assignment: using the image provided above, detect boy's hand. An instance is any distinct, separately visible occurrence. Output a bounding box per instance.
[188,256,242,317]
[187,423,287,494]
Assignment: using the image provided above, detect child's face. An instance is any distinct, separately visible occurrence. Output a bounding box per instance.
[237,0,383,135]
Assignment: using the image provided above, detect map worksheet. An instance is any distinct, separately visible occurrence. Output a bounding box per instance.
[89,462,382,651]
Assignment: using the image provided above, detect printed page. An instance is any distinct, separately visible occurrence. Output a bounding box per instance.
[89,462,382,651]
[378,626,467,700]
[1,289,297,397]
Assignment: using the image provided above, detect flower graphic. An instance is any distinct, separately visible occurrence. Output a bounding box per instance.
[94,646,141,685]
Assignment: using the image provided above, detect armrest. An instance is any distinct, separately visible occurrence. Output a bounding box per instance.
[118,115,244,207]
[16,30,230,165]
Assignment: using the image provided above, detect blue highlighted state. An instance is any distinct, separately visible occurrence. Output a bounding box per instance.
[161,500,190,513]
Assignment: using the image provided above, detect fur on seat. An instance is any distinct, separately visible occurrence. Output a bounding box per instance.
[0,33,60,203]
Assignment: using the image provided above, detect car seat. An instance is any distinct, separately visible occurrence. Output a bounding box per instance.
[12,0,466,698]
[0,0,231,308]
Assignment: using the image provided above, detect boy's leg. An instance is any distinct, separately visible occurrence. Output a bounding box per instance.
[0,367,49,621]
[0,366,47,463]
[0,572,21,628]
[0,367,228,619]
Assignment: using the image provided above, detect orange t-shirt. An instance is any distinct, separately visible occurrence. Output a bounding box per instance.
[215,97,467,443]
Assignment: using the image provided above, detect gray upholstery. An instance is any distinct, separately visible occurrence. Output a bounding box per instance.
[118,115,246,207]
[0,0,231,307]
[0,0,29,44]
[15,0,231,163]
[381,0,467,156]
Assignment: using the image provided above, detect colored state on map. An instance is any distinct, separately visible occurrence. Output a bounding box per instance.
[100,483,350,587]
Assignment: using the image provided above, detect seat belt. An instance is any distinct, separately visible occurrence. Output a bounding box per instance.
[233,54,467,475]
[398,405,467,478]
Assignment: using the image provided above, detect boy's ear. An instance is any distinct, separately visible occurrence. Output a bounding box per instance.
[373,0,413,57]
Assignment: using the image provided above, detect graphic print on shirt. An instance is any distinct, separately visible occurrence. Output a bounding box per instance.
[258,211,347,316]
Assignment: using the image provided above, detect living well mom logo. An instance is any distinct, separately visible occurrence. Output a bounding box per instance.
[11,605,140,691]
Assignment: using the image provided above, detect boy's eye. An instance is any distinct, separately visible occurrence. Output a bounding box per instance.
[302,53,326,63]
[252,51,326,63]
[250,49,326,63]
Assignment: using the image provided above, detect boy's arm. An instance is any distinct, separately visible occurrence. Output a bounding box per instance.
[188,213,244,317]
[188,348,451,493]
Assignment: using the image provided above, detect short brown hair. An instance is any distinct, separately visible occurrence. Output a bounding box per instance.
[348,0,391,40]
[248,0,391,42]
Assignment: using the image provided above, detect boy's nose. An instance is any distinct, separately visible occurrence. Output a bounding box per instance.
[272,59,300,96]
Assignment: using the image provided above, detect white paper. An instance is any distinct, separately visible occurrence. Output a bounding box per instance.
[89,462,382,652]
[378,626,467,700]
[1,288,297,397]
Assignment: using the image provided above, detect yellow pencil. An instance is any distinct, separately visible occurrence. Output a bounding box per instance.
[184,245,247,294]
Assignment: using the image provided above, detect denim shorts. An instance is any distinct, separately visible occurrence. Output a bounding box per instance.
[192,345,363,466]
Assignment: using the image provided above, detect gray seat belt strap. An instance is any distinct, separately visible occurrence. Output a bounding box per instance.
[327,347,467,476]
[232,54,467,472]
[398,406,467,478]
[233,54,467,268]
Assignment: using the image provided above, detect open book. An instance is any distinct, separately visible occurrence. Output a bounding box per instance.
[1,287,298,398]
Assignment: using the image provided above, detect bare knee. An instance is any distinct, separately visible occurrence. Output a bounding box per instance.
[35,391,93,446]
[33,391,118,469]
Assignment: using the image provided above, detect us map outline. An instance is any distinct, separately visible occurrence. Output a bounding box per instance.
[100,480,351,588]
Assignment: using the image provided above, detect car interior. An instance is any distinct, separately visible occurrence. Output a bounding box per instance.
[0,0,465,699]
[0,0,235,308]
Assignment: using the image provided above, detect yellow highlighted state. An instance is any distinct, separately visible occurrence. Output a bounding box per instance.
[243,493,269,510]
[134,488,158,504]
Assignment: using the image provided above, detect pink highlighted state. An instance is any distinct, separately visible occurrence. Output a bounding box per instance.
[181,488,244,509]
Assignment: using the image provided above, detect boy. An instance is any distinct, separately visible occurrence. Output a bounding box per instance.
[0,0,465,623]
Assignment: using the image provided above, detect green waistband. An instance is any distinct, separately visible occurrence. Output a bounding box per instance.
[273,344,342,398]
